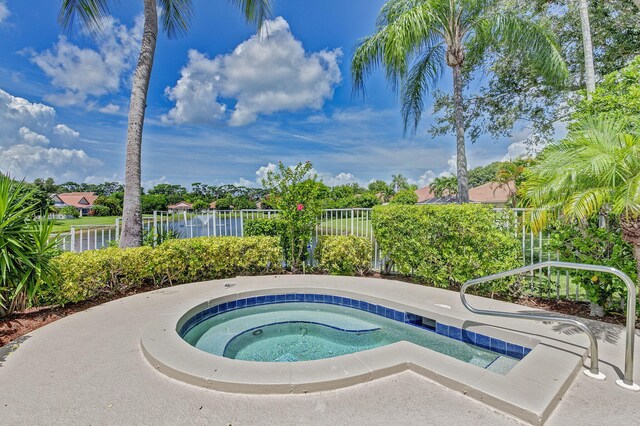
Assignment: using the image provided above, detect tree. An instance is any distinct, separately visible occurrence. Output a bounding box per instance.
[390,189,418,204]
[576,0,595,97]
[430,176,458,198]
[523,117,640,281]
[262,161,324,271]
[352,0,567,203]
[435,0,640,147]
[495,160,526,205]
[191,199,209,211]
[391,174,408,193]
[59,0,272,248]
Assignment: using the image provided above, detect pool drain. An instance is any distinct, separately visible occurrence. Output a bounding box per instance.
[252,329,263,336]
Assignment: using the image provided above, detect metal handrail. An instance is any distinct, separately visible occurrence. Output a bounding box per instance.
[460,261,638,390]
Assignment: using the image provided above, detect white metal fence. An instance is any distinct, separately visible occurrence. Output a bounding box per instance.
[50,207,595,302]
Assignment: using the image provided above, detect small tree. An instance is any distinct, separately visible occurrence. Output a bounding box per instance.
[390,189,418,205]
[60,205,80,218]
[262,161,323,271]
[191,199,209,211]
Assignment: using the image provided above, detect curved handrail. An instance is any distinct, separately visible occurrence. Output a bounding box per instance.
[460,261,637,389]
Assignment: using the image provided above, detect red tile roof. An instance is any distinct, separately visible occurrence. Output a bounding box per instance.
[167,201,193,210]
[54,192,98,208]
[414,181,515,205]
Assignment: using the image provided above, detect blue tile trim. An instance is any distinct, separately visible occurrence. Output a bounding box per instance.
[177,292,531,360]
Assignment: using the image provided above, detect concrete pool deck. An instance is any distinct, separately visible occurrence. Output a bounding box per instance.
[1,275,638,425]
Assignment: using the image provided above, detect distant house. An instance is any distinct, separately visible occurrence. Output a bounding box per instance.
[51,192,98,216]
[209,201,216,210]
[167,201,193,212]
[415,181,516,207]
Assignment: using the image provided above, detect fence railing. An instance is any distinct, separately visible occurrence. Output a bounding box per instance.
[51,207,604,304]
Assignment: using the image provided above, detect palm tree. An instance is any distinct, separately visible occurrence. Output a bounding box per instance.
[59,0,271,248]
[391,174,408,193]
[576,0,596,97]
[430,175,458,198]
[523,117,640,277]
[496,160,525,205]
[352,0,568,203]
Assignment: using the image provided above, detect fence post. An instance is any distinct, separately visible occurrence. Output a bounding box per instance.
[240,211,244,237]
[115,218,120,241]
[70,226,76,252]
[153,211,158,247]
[350,209,354,235]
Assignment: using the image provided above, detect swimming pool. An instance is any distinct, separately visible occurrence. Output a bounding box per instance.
[179,294,528,374]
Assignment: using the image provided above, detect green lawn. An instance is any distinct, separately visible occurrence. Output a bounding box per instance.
[51,216,120,233]
[316,216,372,237]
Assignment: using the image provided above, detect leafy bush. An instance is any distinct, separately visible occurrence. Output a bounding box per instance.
[372,205,521,290]
[261,162,324,271]
[244,218,288,257]
[389,189,418,205]
[191,199,209,211]
[60,205,80,218]
[315,235,372,276]
[547,218,637,313]
[51,236,282,304]
[0,175,60,317]
[90,205,111,216]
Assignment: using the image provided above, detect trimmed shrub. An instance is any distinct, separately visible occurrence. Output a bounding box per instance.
[315,235,372,276]
[51,236,282,305]
[372,205,520,289]
[89,205,110,216]
[60,205,80,218]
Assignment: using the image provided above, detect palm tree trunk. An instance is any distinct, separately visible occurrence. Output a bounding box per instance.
[452,64,469,203]
[120,0,158,248]
[577,0,596,98]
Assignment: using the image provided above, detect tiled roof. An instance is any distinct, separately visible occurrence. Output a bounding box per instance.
[469,181,515,204]
[414,181,515,205]
[168,201,193,209]
[54,192,98,208]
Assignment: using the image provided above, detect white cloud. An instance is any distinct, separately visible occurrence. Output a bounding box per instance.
[30,16,143,106]
[255,162,278,183]
[54,124,80,138]
[234,178,255,187]
[0,89,103,181]
[19,127,49,145]
[84,173,121,184]
[0,1,9,24]
[163,17,342,126]
[0,144,102,182]
[142,176,169,190]
[99,103,120,114]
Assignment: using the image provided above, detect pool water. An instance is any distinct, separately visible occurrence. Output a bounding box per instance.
[182,302,519,374]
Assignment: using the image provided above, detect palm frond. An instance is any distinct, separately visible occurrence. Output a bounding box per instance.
[352,0,439,96]
[159,0,193,38]
[400,43,445,134]
[229,0,272,29]
[58,0,116,33]
[482,13,568,87]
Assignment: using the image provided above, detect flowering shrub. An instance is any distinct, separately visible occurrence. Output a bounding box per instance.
[261,162,324,271]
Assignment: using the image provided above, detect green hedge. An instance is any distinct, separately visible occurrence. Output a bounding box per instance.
[315,235,372,276]
[51,236,282,304]
[372,205,521,288]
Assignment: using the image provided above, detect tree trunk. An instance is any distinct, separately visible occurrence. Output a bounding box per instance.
[452,64,469,203]
[577,0,596,98]
[120,0,158,248]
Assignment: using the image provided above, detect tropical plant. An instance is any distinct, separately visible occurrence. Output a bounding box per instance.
[391,174,409,193]
[60,205,80,218]
[59,0,272,248]
[352,0,568,202]
[390,189,418,205]
[0,175,60,317]
[430,176,458,198]
[523,117,640,293]
[495,160,525,205]
[261,162,324,271]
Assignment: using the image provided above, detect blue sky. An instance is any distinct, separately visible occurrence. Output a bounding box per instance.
[0,0,530,189]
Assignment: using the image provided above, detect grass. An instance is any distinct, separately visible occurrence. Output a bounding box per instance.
[316,216,372,237]
[52,216,120,233]
[51,215,153,233]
